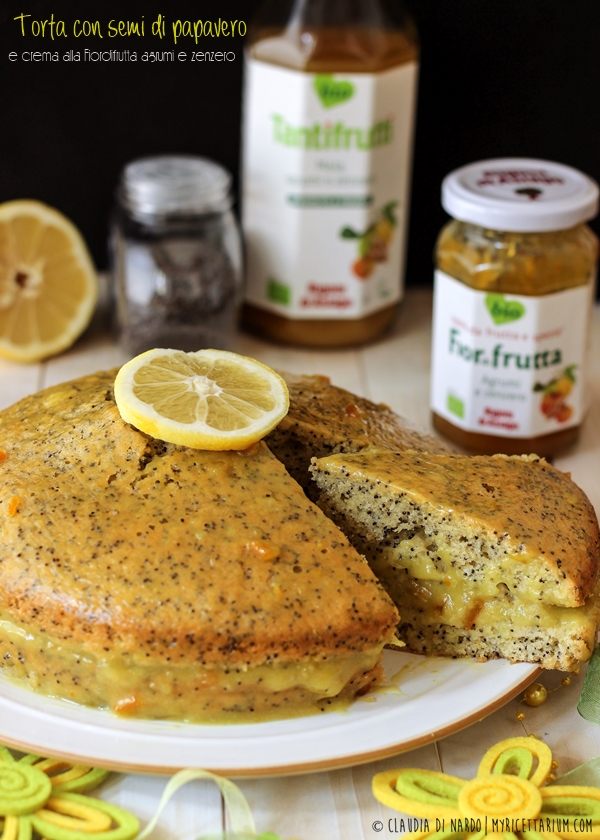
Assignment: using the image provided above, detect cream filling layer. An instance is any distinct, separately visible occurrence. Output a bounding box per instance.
[0,610,385,719]
[368,537,598,633]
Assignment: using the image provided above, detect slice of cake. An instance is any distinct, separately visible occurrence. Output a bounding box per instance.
[310,448,600,670]
[265,371,450,495]
[0,371,399,722]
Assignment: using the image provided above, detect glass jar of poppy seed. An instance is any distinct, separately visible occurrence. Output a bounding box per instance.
[110,154,243,355]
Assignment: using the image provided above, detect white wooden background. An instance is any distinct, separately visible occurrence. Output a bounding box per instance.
[1,289,600,839]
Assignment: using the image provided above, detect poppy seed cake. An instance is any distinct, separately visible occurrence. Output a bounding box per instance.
[0,371,399,722]
[310,448,600,670]
[265,371,450,496]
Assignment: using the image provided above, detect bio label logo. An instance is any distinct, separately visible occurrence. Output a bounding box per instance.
[447,393,465,419]
[314,74,355,108]
[267,277,290,306]
[485,293,526,325]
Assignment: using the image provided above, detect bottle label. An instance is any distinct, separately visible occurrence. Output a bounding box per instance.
[430,270,593,438]
[241,57,418,319]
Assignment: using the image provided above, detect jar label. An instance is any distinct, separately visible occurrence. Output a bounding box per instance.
[430,270,593,438]
[241,58,418,319]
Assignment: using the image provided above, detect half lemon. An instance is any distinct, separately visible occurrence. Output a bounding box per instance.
[114,348,290,450]
[0,199,98,362]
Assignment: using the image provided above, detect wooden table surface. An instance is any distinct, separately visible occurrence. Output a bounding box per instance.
[1,288,600,839]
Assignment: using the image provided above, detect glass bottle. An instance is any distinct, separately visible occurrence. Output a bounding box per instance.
[430,158,599,457]
[110,155,243,357]
[240,0,419,347]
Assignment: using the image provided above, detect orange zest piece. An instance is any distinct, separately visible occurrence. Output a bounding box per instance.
[7,496,20,515]
[114,696,140,714]
[0,451,6,463]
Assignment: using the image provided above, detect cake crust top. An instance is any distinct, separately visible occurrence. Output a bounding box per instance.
[272,372,450,455]
[310,448,600,608]
[0,371,398,667]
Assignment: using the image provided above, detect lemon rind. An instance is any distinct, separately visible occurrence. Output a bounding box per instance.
[114,348,290,450]
[0,200,98,363]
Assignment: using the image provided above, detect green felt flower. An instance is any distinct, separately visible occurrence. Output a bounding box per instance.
[0,746,139,840]
[0,747,297,840]
[372,737,600,840]
[196,834,283,839]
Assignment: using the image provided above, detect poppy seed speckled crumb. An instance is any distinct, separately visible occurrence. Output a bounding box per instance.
[309,447,600,670]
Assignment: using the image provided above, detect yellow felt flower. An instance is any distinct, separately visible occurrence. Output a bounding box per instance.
[0,746,139,840]
[373,737,600,840]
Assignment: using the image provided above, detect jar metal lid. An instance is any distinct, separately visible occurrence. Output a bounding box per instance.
[119,155,232,220]
[441,157,599,232]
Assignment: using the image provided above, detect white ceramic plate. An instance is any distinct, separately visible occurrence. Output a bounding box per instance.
[0,651,538,777]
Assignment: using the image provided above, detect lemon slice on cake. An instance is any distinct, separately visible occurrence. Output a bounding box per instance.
[0,200,98,363]
[114,348,290,450]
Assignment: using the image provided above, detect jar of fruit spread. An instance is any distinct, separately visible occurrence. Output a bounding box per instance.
[241,0,419,347]
[430,158,598,457]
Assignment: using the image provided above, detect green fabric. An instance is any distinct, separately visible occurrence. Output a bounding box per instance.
[52,766,111,794]
[18,815,33,840]
[395,770,462,805]
[411,832,475,840]
[0,762,52,816]
[197,835,282,840]
[0,747,18,765]
[30,792,139,840]
[492,748,534,779]
[136,768,256,840]
[578,645,600,723]
[541,795,600,819]
[551,753,600,788]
